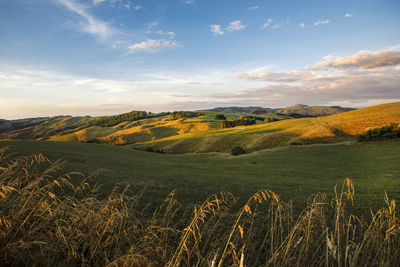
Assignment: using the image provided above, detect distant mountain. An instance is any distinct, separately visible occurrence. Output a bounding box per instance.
[276,104,356,117]
[199,106,274,114]
[200,104,355,117]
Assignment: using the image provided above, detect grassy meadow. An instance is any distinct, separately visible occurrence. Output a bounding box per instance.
[1,140,399,266]
[1,139,399,213]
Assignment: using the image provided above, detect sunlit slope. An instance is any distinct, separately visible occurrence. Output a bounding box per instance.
[1,102,399,152]
[48,117,216,144]
[0,116,96,140]
[318,102,400,135]
[133,102,400,153]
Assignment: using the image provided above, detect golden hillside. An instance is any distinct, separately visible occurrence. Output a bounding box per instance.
[1,102,399,153]
[132,102,400,153]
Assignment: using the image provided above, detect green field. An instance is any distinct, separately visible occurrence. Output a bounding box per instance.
[1,139,399,214]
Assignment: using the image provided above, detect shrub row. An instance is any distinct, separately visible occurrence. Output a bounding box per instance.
[359,123,400,142]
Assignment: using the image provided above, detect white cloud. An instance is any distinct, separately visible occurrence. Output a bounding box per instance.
[248,6,258,10]
[271,24,280,29]
[147,21,158,30]
[312,49,400,69]
[56,0,115,40]
[314,19,330,26]
[145,21,176,39]
[299,23,305,29]
[210,24,224,36]
[226,20,245,32]
[128,39,179,51]
[345,13,353,17]
[154,30,175,39]
[92,0,137,9]
[92,0,106,4]
[260,18,273,29]
[182,0,195,4]
[233,49,400,106]
[210,20,246,36]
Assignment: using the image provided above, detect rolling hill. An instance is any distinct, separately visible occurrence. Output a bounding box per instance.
[133,102,400,153]
[201,104,355,116]
[275,104,355,117]
[200,106,273,114]
[0,102,399,154]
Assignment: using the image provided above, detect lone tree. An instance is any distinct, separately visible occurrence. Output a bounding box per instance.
[231,146,246,156]
[214,114,227,120]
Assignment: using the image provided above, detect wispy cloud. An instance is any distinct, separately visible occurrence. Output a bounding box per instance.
[314,19,330,26]
[210,20,246,36]
[128,39,179,51]
[210,24,224,36]
[260,19,280,30]
[92,0,106,4]
[226,20,245,32]
[145,21,175,39]
[299,23,305,29]
[182,0,195,4]
[260,18,273,29]
[56,0,116,40]
[345,13,353,17]
[248,6,258,11]
[92,0,139,9]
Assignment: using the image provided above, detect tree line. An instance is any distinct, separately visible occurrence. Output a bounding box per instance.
[92,111,203,127]
[358,123,400,142]
[220,116,257,128]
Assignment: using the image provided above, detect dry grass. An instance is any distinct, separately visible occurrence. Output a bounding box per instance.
[0,147,399,266]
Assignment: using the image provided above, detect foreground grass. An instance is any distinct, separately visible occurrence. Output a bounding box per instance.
[1,140,399,214]
[0,150,399,266]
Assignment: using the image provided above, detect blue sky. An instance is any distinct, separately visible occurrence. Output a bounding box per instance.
[0,0,400,118]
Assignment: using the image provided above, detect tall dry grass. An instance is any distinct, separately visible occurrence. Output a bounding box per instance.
[0,147,399,266]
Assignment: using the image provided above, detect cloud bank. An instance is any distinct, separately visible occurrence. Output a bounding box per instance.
[313,50,400,69]
[233,49,400,106]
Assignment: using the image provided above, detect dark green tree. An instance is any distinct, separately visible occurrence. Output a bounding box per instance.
[231,146,246,156]
[214,114,227,120]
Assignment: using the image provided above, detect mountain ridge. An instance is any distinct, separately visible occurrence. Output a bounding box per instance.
[200,104,355,116]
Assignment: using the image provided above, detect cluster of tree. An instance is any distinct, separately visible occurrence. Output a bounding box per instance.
[253,110,269,115]
[287,113,313,118]
[214,114,227,120]
[92,111,152,127]
[145,147,166,154]
[168,111,203,120]
[358,123,400,142]
[92,111,203,127]
[220,116,256,128]
[264,117,282,123]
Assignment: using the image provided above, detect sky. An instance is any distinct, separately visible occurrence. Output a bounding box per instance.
[0,0,400,119]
